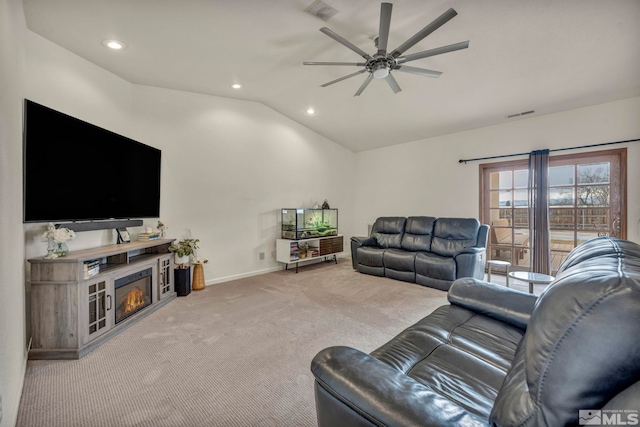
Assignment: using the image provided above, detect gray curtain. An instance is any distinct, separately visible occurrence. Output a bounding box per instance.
[528,149,551,275]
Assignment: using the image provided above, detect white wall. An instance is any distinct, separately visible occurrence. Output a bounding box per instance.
[130,85,356,282]
[354,97,640,244]
[23,30,356,284]
[0,1,27,425]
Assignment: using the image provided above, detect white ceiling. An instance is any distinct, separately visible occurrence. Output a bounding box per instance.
[22,0,640,152]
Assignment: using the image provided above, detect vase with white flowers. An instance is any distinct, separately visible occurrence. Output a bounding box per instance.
[157,220,168,238]
[42,222,76,259]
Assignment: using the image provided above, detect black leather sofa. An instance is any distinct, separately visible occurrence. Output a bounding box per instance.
[312,237,640,426]
[351,216,489,291]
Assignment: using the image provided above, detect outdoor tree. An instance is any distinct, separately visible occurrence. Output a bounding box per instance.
[577,164,610,207]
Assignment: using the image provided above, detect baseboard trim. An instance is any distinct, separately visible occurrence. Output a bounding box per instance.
[204,253,351,287]
[206,266,282,286]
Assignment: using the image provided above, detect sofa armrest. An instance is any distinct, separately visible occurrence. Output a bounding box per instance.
[453,247,486,280]
[350,236,377,269]
[350,236,377,247]
[477,224,489,248]
[447,278,538,330]
[311,346,489,427]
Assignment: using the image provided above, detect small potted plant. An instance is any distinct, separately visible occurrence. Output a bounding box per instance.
[169,238,199,265]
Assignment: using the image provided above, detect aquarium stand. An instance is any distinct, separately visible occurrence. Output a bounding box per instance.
[276,235,343,273]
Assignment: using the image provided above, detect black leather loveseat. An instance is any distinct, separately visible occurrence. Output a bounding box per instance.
[312,237,640,426]
[351,216,489,291]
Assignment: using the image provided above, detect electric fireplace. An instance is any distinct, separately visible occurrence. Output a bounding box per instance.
[114,268,152,323]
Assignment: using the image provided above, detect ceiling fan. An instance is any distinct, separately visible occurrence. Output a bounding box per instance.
[303,2,469,96]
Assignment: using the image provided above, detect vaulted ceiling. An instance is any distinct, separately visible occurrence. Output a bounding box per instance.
[23,0,640,152]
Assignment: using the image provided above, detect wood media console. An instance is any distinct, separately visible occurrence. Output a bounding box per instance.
[28,239,176,359]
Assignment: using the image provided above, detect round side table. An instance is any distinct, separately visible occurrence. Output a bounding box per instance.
[486,260,511,287]
[508,271,555,294]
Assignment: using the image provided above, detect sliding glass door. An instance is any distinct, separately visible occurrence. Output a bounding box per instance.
[480,149,626,274]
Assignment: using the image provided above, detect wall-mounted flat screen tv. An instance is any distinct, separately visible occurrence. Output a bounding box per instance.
[23,99,161,223]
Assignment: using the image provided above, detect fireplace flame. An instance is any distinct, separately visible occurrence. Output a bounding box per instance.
[122,287,145,314]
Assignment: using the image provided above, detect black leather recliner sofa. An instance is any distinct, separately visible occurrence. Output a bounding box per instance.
[312,237,640,426]
[351,216,489,291]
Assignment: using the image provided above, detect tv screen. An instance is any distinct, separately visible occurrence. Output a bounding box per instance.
[23,99,161,223]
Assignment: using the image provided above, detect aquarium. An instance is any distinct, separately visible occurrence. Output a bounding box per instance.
[281,208,338,240]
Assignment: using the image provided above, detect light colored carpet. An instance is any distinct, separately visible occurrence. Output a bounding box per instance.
[17,259,448,427]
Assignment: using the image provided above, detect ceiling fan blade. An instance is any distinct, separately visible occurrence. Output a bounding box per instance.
[320,69,367,87]
[304,61,366,66]
[396,41,469,64]
[354,74,374,96]
[385,73,402,94]
[377,3,393,56]
[394,65,442,78]
[320,27,373,60]
[390,8,458,58]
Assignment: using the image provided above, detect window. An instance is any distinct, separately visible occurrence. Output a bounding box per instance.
[480,148,626,274]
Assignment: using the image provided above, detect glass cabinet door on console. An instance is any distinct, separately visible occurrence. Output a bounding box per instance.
[158,255,174,300]
[81,279,113,345]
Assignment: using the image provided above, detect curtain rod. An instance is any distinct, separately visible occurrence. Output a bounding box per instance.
[458,138,640,164]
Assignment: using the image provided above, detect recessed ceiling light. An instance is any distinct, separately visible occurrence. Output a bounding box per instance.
[102,39,126,50]
[231,83,242,89]
[306,108,316,115]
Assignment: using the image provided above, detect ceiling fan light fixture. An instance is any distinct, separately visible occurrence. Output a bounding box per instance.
[372,63,390,79]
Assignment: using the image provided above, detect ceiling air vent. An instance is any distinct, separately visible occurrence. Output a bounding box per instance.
[505,110,535,119]
[305,0,339,21]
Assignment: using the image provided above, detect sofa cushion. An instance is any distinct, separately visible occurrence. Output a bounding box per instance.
[431,218,480,257]
[415,275,454,291]
[415,252,456,281]
[371,305,525,419]
[400,216,436,252]
[356,246,386,277]
[383,249,416,272]
[384,249,417,283]
[370,217,406,249]
[312,346,490,427]
[356,246,385,267]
